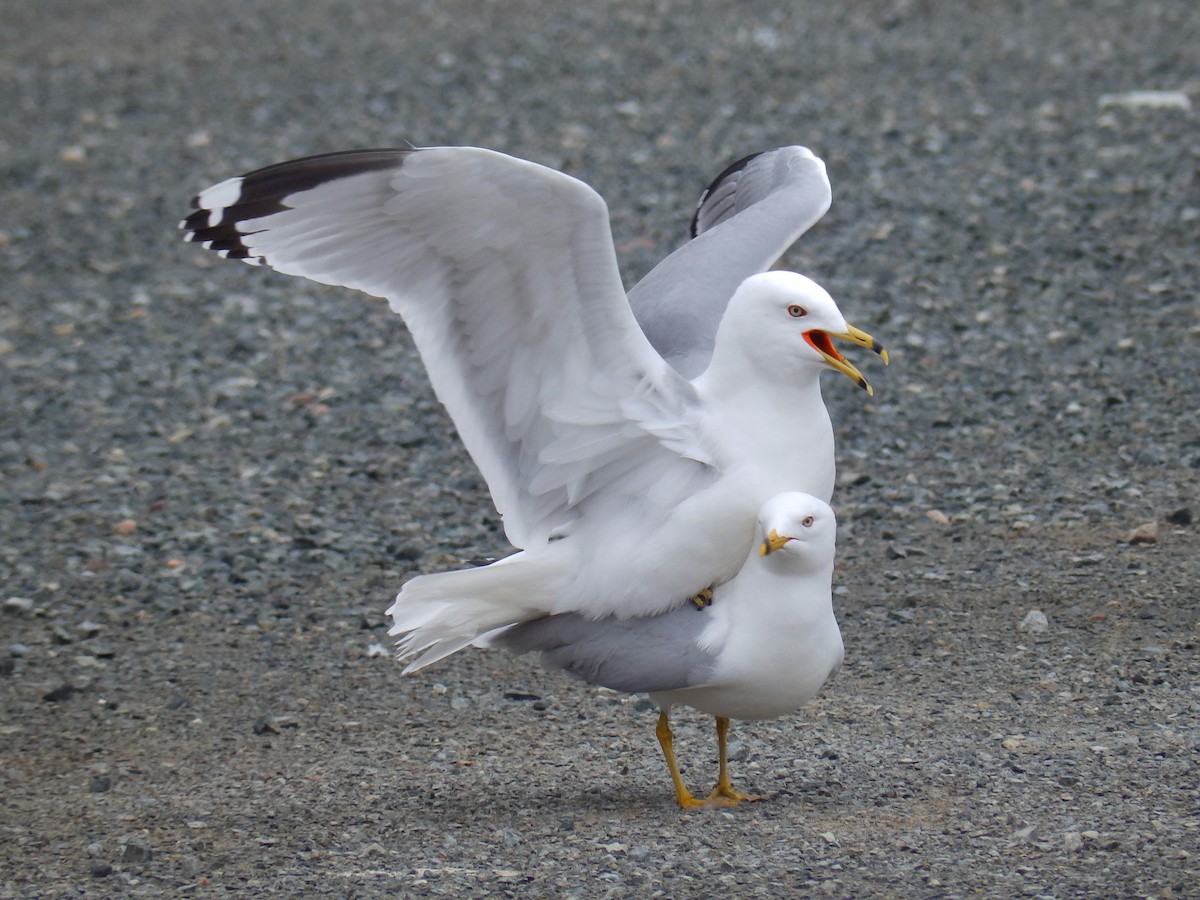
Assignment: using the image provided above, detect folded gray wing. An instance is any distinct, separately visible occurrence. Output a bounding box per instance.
[628,146,832,378]
[497,608,718,694]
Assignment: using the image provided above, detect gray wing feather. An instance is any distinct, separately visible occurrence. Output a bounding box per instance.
[497,608,718,694]
[628,146,832,378]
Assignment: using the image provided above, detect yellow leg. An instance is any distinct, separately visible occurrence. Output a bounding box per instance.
[689,586,714,610]
[655,711,705,809]
[705,716,763,804]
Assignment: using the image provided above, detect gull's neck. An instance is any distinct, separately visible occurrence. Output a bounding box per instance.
[692,361,835,501]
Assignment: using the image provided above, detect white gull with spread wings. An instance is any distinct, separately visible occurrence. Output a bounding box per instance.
[181,145,885,668]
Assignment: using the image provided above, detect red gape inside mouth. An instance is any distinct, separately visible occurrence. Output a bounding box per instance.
[804,330,844,362]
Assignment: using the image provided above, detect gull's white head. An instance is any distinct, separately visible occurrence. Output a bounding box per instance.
[757,491,837,572]
[714,271,887,395]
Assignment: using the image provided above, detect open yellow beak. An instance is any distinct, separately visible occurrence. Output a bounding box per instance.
[759,529,792,556]
[803,324,888,396]
[841,324,889,365]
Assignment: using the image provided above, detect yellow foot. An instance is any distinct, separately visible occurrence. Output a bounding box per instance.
[674,792,710,810]
[703,782,766,806]
[689,587,714,610]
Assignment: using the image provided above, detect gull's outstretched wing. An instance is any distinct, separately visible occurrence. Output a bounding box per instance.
[182,147,712,548]
[628,146,832,378]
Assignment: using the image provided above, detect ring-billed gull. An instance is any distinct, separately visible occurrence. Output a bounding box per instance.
[497,491,843,808]
[180,145,884,664]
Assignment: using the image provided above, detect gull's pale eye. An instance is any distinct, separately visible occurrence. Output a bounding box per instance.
[802,515,815,527]
[788,304,807,318]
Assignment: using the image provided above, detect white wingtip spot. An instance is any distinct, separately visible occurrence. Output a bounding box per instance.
[196,176,245,212]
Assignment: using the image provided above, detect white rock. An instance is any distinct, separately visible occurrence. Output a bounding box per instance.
[1098,90,1191,110]
[1019,609,1049,633]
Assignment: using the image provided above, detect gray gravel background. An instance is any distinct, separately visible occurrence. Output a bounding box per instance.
[3,1,1198,896]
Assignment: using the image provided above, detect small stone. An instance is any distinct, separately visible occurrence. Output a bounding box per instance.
[121,840,152,863]
[90,863,113,878]
[60,144,87,163]
[1064,831,1084,852]
[1011,823,1039,842]
[179,856,203,877]
[90,775,112,793]
[77,621,104,637]
[1165,507,1191,526]
[256,715,301,732]
[1126,521,1158,544]
[111,518,137,536]
[1098,90,1191,110]
[503,691,542,702]
[1019,610,1049,634]
[43,683,76,702]
[4,597,34,613]
[925,509,950,526]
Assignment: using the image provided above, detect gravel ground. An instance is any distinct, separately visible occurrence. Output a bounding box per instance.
[3,1,1198,896]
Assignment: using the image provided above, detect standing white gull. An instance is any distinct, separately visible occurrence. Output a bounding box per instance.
[180,145,885,664]
[496,491,844,808]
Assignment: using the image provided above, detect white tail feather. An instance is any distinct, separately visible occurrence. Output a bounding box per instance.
[386,552,562,672]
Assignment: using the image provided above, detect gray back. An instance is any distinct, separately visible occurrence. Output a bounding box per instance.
[498,606,719,694]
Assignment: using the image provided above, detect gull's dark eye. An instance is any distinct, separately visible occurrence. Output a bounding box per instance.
[802,515,815,527]
[788,304,807,318]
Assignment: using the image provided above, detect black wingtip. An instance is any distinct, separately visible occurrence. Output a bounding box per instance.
[689,149,769,238]
[182,148,417,254]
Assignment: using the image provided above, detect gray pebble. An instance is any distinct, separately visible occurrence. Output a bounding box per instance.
[1019,610,1049,634]
[120,840,152,863]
